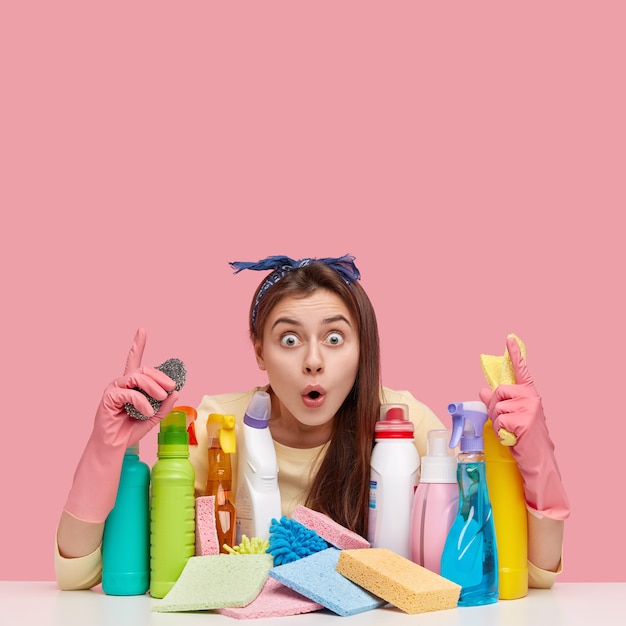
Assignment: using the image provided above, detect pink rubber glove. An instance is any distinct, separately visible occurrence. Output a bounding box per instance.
[64,328,179,523]
[479,336,570,520]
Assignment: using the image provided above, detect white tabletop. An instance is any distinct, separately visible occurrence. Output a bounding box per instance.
[1,582,624,626]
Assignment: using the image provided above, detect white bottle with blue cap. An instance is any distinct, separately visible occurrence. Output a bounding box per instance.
[235,390,281,542]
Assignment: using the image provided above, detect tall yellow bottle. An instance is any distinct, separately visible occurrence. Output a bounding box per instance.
[483,424,528,599]
[480,333,528,600]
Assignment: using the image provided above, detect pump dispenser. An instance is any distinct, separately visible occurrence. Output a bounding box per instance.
[205,413,237,552]
[368,403,420,558]
[150,411,195,598]
[409,429,458,574]
[441,401,498,606]
[235,391,281,543]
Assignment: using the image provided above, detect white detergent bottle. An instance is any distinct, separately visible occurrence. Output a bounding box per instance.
[368,403,420,558]
[235,391,281,542]
[409,429,459,573]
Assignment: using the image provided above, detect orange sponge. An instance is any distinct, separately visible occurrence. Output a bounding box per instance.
[336,548,461,614]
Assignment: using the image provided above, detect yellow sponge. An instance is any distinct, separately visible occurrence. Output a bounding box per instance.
[480,333,526,389]
[336,548,461,615]
[479,333,526,446]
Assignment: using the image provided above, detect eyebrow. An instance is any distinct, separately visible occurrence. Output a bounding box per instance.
[271,314,352,331]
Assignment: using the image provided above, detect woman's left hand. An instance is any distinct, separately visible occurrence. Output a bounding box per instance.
[479,336,570,520]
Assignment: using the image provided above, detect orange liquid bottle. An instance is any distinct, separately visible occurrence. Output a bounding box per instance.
[205,413,236,552]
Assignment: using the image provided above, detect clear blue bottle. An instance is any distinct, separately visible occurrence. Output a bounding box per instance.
[102,445,150,595]
[440,402,498,606]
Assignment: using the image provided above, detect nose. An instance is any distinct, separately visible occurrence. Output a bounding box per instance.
[303,344,323,374]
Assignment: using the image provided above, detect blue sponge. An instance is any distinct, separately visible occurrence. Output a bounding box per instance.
[268,547,386,617]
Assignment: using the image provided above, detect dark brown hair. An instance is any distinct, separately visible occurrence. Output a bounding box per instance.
[249,262,381,537]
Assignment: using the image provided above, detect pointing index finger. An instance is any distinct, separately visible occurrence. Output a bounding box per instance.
[124,328,147,375]
[506,334,533,386]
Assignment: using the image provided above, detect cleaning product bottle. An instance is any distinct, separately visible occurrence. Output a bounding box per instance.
[441,401,498,606]
[409,429,458,574]
[205,413,237,552]
[484,420,528,599]
[235,391,281,543]
[149,410,196,599]
[480,333,529,599]
[368,403,420,558]
[102,444,150,595]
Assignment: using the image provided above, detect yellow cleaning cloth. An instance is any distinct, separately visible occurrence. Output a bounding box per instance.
[480,333,526,389]
[479,333,526,446]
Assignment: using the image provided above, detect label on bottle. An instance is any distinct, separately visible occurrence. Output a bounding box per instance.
[368,479,378,509]
[367,479,378,544]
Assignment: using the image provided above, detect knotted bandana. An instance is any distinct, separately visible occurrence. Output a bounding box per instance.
[230,254,361,328]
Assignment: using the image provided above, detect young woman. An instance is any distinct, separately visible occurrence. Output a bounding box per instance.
[56,254,568,591]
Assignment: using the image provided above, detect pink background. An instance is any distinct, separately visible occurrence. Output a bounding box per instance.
[1,3,624,582]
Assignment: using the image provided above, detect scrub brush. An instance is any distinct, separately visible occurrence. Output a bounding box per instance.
[124,357,187,420]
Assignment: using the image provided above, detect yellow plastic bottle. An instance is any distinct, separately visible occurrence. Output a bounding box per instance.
[480,333,529,600]
[484,425,528,599]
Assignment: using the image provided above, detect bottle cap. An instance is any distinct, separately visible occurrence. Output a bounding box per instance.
[375,403,414,439]
[158,410,189,446]
[243,391,271,429]
[420,429,457,483]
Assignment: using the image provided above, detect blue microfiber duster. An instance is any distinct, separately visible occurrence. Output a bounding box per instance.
[267,516,329,565]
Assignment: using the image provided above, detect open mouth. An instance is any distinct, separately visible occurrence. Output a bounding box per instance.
[303,388,325,408]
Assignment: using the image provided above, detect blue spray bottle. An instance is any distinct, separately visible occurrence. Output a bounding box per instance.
[440,401,498,606]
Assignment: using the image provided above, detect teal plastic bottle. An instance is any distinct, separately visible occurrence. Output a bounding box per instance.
[441,402,498,606]
[102,445,150,595]
[150,411,196,598]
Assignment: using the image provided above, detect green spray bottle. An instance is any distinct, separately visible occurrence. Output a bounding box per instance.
[149,410,195,598]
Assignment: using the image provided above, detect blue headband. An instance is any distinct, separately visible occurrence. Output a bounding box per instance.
[230,254,361,328]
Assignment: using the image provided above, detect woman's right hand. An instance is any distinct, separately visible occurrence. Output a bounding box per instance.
[63,328,179,524]
[92,327,180,450]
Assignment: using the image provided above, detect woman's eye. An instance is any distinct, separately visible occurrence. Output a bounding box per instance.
[326,332,344,346]
[280,333,300,347]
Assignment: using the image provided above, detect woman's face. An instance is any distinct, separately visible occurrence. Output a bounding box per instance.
[255,288,360,442]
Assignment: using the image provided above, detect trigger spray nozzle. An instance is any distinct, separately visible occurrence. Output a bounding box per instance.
[447,401,489,453]
[207,413,236,454]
